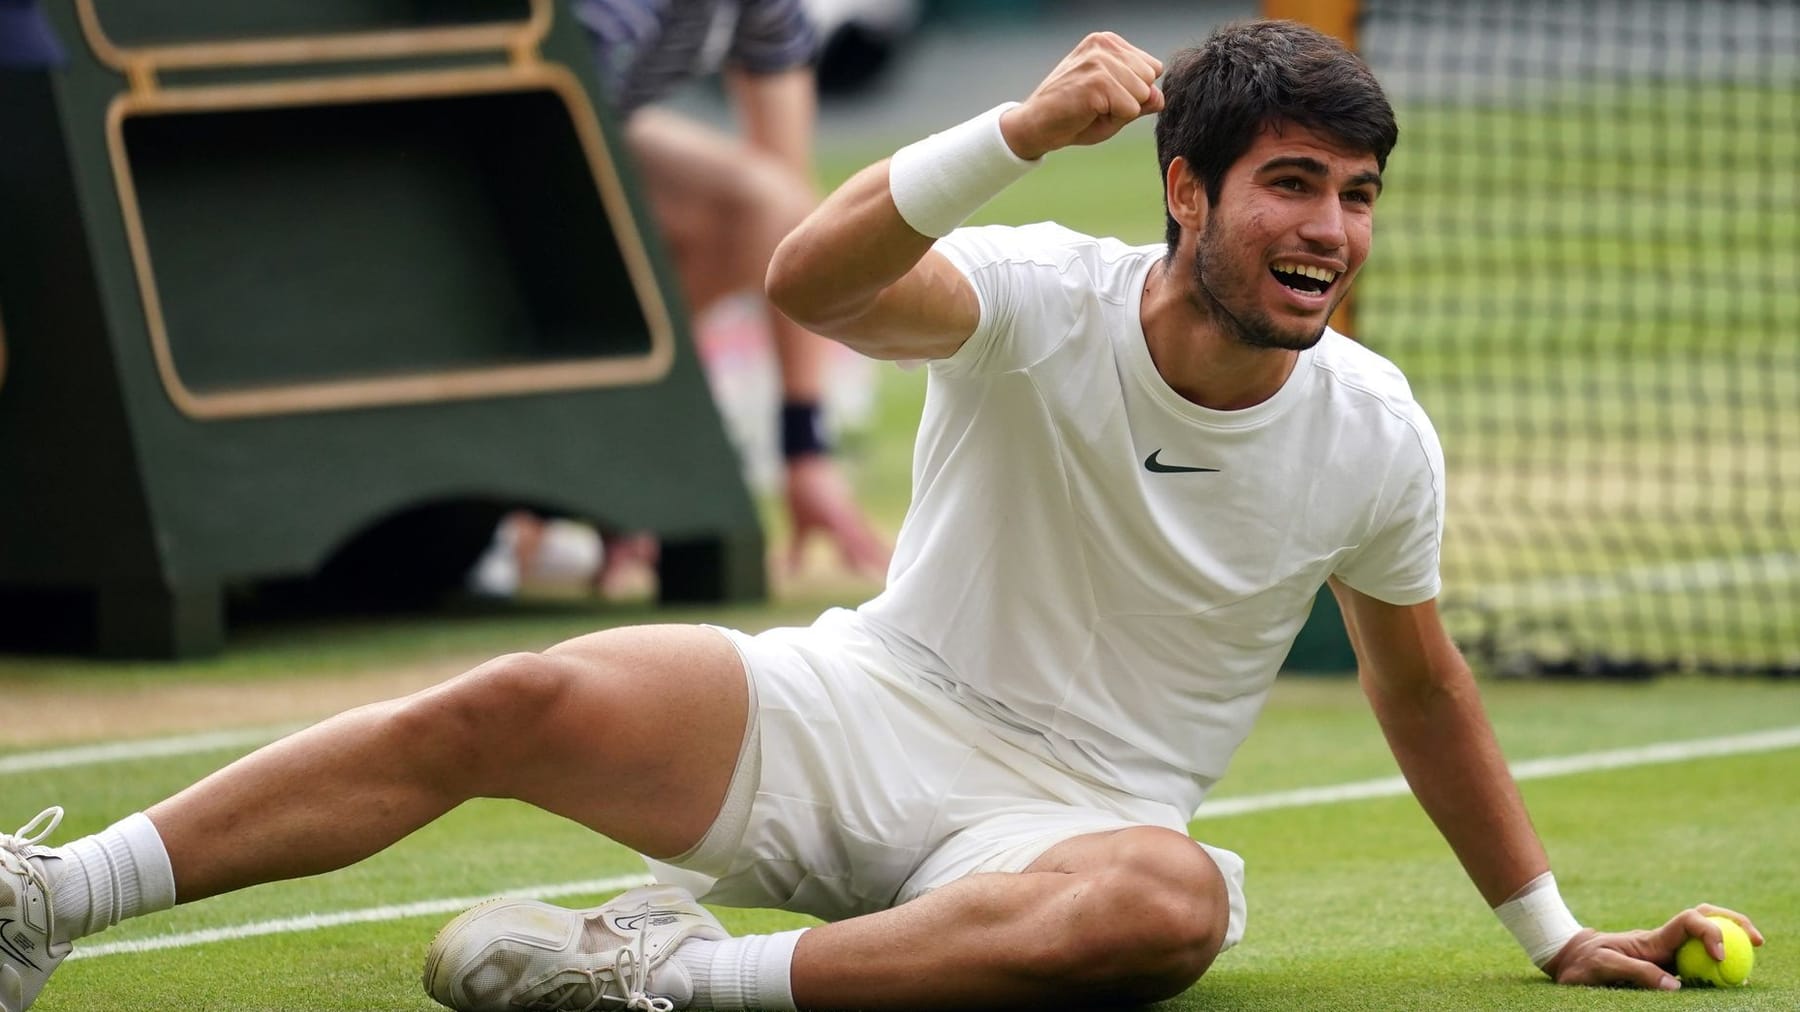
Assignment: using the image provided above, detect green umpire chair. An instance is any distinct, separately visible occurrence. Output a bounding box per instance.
[0,0,766,658]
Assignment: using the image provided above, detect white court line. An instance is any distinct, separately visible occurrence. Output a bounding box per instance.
[0,727,299,775]
[50,723,1800,962]
[69,873,657,961]
[1194,724,1800,818]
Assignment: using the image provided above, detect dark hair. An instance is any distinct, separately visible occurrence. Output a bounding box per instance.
[1154,20,1398,250]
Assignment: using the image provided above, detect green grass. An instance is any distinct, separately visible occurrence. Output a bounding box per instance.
[5,671,1796,1010]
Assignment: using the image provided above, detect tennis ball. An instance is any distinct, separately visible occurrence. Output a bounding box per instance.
[1675,914,1754,987]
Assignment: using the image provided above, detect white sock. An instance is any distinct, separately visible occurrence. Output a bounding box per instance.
[676,928,807,1012]
[43,813,178,944]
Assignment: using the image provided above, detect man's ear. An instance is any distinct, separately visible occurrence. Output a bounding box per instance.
[1165,156,1209,236]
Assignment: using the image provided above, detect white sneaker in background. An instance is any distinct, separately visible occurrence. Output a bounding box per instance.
[466,516,523,598]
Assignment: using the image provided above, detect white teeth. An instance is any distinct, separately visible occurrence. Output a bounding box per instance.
[1272,263,1339,284]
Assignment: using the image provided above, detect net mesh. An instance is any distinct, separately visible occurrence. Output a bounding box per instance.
[1355,1,1800,676]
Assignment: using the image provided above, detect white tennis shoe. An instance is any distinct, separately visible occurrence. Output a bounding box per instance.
[423,884,728,1012]
[0,808,68,1012]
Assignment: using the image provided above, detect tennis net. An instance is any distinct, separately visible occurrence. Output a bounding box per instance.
[1355,0,1799,675]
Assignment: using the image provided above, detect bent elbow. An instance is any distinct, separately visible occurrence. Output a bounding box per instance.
[766,236,860,336]
[764,236,813,324]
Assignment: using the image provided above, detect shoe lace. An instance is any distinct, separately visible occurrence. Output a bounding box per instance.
[0,807,62,854]
[0,807,63,949]
[525,900,674,1012]
[610,926,673,1012]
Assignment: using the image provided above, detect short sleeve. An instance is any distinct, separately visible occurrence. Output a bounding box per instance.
[1332,407,1446,606]
[728,0,817,74]
[930,223,1089,378]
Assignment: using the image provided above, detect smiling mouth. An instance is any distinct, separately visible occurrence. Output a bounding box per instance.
[1270,263,1339,296]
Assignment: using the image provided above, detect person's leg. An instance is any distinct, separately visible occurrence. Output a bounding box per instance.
[626,110,888,579]
[421,612,1236,1012]
[625,107,817,338]
[684,618,1231,1009]
[426,825,1228,1012]
[787,825,1232,1009]
[0,624,751,1011]
[151,624,750,900]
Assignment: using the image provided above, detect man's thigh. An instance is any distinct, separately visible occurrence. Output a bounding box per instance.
[647,612,1245,942]
[625,109,761,244]
[649,615,981,920]
[492,623,750,860]
[892,773,1248,956]
[624,108,804,305]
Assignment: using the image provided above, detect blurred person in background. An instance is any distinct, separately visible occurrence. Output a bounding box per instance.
[0,0,62,68]
[472,0,890,599]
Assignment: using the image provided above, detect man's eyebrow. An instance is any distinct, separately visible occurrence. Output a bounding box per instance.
[1257,155,1329,176]
[1257,156,1385,192]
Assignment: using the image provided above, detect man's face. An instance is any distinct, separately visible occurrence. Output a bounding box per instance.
[1189,121,1382,350]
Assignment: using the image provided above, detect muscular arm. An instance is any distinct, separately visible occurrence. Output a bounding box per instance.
[765,159,981,361]
[1330,578,1768,986]
[767,32,1164,362]
[1328,578,1546,906]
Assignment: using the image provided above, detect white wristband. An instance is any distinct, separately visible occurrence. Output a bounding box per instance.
[888,102,1043,238]
[1494,872,1584,970]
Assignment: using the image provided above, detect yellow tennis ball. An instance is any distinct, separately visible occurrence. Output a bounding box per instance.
[1675,914,1754,987]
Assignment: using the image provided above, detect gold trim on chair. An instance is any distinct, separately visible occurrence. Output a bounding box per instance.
[105,64,677,421]
[77,0,550,75]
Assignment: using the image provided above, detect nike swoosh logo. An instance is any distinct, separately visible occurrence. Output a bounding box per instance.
[0,918,41,971]
[1144,450,1220,474]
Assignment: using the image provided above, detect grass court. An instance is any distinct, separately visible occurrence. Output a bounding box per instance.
[5,617,1795,1009]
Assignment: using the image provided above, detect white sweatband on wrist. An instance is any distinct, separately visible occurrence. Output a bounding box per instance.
[888,102,1043,238]
[1494,871,1584,970]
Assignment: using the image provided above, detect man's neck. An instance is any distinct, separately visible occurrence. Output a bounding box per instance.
[1140,258,1299,412]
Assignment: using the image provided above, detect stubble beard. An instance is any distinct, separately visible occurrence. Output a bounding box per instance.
[1191,215,1332,352]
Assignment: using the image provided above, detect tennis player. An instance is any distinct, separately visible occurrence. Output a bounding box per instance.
[0,20,1760,1012]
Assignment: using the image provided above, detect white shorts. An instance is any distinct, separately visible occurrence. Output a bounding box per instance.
[645,610,1247,951]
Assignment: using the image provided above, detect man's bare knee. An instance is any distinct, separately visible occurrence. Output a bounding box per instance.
[1032,830,1228,1002]
[747,165,817,248]
[654,146,812,266]
[710,155,815,262]
[385,651,587,789]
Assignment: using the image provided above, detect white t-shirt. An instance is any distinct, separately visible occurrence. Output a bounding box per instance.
[855,222,1445,819]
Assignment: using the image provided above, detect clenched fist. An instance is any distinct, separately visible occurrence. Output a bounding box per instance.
[1000,33,1165,160]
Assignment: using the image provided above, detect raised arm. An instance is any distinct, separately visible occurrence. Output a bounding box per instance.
[766,32,1164,362]
[764,156,974,361]
[1329,578,1765,988]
